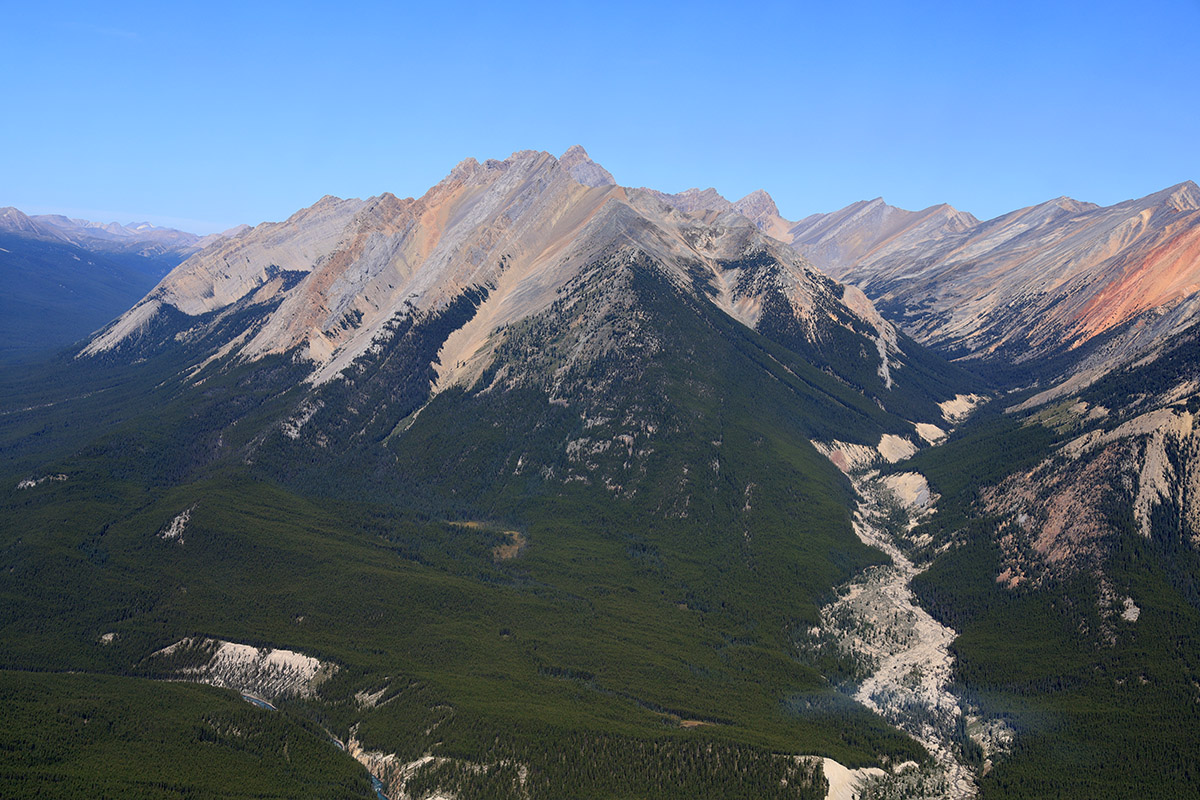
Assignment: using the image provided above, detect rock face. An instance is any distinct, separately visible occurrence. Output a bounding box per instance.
[0,207,43,236]
[987,398,1200,587]
[661,178,1200,398]
[638,186,795,243]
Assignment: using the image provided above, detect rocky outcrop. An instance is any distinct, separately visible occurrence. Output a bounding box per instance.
[986,402,1200,585]
[635,185,795,243]
[151,637,336,701]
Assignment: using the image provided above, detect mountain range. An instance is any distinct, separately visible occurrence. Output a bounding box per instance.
[0,208,244,362]
[0,206,246,262]
[1,147,1198,800]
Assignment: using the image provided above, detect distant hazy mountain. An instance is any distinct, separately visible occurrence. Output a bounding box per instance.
[0,207,244,361]
[0,206,242,268]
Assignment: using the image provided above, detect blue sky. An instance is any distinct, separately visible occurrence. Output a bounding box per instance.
[3,0,1197,233]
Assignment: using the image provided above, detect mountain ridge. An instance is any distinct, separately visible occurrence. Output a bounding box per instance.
[83,147,956,434]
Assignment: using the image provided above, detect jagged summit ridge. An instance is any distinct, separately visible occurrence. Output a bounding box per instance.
[786,199,980,278]
[82,147,925,429]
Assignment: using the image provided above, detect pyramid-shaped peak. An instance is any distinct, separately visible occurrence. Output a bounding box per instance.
[923,203,981,228]
[449,157,481,179]
[733,189,780,220]
[559,145,616,187]
[1019,195,1095,217]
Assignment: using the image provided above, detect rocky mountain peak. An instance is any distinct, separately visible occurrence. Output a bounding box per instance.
[449,157,481,180]
[1050,196,1095,214]
[560,145,616,187]
[928,202,978,225]
[732,189,780,223]
[0,205,240,265]
[79,147,936,433]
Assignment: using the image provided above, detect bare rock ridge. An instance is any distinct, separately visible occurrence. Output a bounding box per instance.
[70,143,1197,409]
[732,189,780,224]
[84,147,911,425]
[0,206,43,236]
[632,185,980,272]
[640,174,1199,400]
[638,185,794,242]
[621,176,1199,397]
[559,144,617,187]
[833,180,1200,396]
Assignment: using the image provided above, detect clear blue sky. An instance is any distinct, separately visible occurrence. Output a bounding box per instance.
[3,0,1198,233]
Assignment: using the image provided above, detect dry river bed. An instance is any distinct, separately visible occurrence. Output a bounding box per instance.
[806,469,1012,800]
